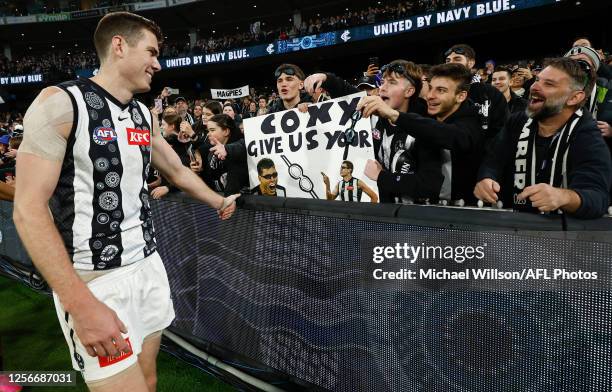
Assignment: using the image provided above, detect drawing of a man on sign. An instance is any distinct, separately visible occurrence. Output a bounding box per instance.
[243,92,379,202]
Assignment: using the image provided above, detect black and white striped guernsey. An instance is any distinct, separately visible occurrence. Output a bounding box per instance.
[49,78,156,271]
[338,177,362,202]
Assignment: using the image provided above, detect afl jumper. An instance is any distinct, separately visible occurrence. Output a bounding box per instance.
[50,78,175,382]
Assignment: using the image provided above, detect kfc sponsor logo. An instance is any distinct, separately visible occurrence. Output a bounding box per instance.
[127,128,151,145]
[98,337,133,368]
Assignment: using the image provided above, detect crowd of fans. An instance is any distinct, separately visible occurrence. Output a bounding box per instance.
[2,31,612,218]
[132,36,612,219]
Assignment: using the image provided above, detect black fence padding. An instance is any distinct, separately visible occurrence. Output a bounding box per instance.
[151,195,612,392]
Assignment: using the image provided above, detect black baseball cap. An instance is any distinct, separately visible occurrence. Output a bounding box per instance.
[357,75,377,89]
[174,96,187,104]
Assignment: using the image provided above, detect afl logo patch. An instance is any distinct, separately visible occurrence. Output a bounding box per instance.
[93,127,117,145]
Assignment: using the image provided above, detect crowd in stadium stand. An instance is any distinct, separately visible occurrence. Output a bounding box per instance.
[0,0,483,76]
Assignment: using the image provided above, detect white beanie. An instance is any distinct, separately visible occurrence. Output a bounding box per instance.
[564,46,600,71]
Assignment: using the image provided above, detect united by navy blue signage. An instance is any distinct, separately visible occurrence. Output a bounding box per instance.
[58,0,560,79]
[0,74,43,86]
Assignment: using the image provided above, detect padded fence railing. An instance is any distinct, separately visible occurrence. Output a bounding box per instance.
[1,197,611,391]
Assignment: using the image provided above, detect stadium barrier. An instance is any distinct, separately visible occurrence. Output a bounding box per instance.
[1,197,611,391]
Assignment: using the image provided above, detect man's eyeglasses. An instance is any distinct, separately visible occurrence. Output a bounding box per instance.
[274,67,296,79]
[380,63,417,87]
[261,172,278,180]
[444,47,466,58]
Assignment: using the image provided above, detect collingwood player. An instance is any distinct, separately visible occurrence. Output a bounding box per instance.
[13,12,238,391]
[321,160,378,202]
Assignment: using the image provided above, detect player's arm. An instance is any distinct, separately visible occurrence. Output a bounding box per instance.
[150,111,238,218]
[321,172,338,200]
[13,87,129,358]
[358,179,379,203]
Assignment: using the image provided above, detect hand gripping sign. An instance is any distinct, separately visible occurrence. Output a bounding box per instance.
[243,92,379,202]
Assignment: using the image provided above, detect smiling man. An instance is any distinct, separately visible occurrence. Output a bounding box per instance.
[475,57,611,218]
[14,12,238,392]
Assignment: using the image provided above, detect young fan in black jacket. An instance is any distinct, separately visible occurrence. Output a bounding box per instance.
[475,58,611,219]
[303,62,442,203]
[359,63,482,204]
[444,44,509,148]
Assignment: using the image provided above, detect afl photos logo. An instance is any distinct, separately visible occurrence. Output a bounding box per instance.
[127,128,151,146]
[93,127,117,145]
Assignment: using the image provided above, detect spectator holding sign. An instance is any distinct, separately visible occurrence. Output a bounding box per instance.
[268,64,312,113]
[359,63,482,204]
[355,60,444,203]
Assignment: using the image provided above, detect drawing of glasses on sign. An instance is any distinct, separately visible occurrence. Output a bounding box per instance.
[280,154,319,199]
[343,110,362,160]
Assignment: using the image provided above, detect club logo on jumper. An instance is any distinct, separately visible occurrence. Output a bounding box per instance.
[84,91,104,109]
[127,128,150,146]
[92,127,117,145]
[266,43,275,54]
[98,337,133,368]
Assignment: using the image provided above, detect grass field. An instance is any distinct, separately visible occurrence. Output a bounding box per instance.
[0,275,236,392]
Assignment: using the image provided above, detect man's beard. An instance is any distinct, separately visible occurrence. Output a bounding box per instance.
[526,95,566,121]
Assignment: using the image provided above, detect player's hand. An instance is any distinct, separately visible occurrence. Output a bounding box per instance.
[517,183,568,212]
[356,96,399,122]
[321,172,330,187]
[304,73,327,96]
[218,194,240,220]
[364,159,383,181]
[209,136,228,160]
[151,186,169,199]
[71,296,130,358]
[474,178,500,204]
[597,121,612,138]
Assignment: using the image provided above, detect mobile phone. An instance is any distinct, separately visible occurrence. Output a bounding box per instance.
[154,99,163,112]
[368,57,379,68]
[187,144,196,162]
[169,88,180,95]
